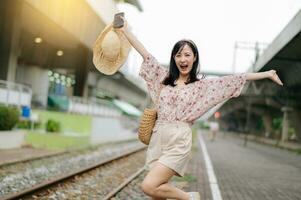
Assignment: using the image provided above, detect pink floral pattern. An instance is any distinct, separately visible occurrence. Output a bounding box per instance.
[139,54,247,124]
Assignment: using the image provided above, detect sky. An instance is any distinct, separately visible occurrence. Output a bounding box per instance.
[116,0,301,77]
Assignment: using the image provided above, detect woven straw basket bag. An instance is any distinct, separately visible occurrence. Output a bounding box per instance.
[138,108,157,145]
[138,86,163,145]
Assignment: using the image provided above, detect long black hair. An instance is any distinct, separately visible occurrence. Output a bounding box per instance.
[163,39,202,86]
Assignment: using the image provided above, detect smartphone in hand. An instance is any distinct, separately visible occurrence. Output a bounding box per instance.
[113,12,125,28]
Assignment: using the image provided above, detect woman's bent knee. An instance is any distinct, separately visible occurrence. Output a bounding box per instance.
[141,180,157,196]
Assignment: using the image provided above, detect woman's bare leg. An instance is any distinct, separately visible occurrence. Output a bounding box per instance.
[141,162,189,200]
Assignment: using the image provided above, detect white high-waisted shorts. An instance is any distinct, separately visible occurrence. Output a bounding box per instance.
[145,121,192,177]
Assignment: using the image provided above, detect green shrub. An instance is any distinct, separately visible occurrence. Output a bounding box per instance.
[272,118,282,131]
[288,127,296,140]
[46,119,61,133]
[196,121,210,129]
[0,105,20,131]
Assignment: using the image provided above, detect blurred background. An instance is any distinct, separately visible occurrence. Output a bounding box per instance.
[1,1,301,199]
[0,0,301,150]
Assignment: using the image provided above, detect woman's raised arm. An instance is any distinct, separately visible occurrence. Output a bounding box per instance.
[246,70,283,86]
[115,17,150,60]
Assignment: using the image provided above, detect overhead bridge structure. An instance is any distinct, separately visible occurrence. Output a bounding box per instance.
[214,9,301,142]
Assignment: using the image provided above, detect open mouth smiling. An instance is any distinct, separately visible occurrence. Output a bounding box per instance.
[179,64,188,70]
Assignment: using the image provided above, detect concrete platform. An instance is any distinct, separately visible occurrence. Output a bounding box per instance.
[185,130,301,200]
[0,147,64,166]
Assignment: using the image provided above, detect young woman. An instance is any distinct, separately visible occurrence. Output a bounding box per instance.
[115,17,283,200]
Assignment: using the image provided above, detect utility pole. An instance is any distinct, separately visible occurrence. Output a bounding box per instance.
[232,41,268,73]
[232,41,268,147]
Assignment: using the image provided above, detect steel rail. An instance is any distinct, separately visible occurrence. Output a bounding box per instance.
[103,167,146,200]
[1,146,146,200]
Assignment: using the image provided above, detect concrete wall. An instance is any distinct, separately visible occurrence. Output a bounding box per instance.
[90,117,136,144]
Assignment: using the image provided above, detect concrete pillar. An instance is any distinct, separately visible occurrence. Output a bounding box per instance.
[0,0,23,81]
[73,45,88,97]
[16,65,49,107]
[281,107,292,141]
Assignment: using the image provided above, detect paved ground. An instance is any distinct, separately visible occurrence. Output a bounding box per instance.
[185,137,212,200]
[187,130,301,200]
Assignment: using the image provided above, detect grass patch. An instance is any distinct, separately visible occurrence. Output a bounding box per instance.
[172,173,197,183]
[191,127,197,142]
[191,127,199,152]
[33,110,92,136]
[25,131,90,150]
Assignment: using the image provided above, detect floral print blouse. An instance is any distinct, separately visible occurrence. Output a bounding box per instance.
[139,54,247,124]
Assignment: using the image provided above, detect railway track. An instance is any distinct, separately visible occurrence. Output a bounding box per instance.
[1,146,146,200]
[103,167,146,200]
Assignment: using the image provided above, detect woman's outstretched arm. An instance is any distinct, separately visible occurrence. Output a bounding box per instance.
[115,17,150,60]
[246,70,283,86]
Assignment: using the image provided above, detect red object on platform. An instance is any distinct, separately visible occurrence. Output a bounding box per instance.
[214,111,221,119]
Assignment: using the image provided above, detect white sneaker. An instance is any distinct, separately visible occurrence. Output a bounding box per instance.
[188,192,201,200]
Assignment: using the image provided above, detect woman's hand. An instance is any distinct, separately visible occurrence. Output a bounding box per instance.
[245,70,284,86]
[266,70,283,86]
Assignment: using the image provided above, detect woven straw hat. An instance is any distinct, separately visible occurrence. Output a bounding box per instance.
[93,25,131,75]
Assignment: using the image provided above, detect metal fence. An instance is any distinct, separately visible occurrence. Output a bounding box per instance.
[68,96,121,117]
[0,80,32,107]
